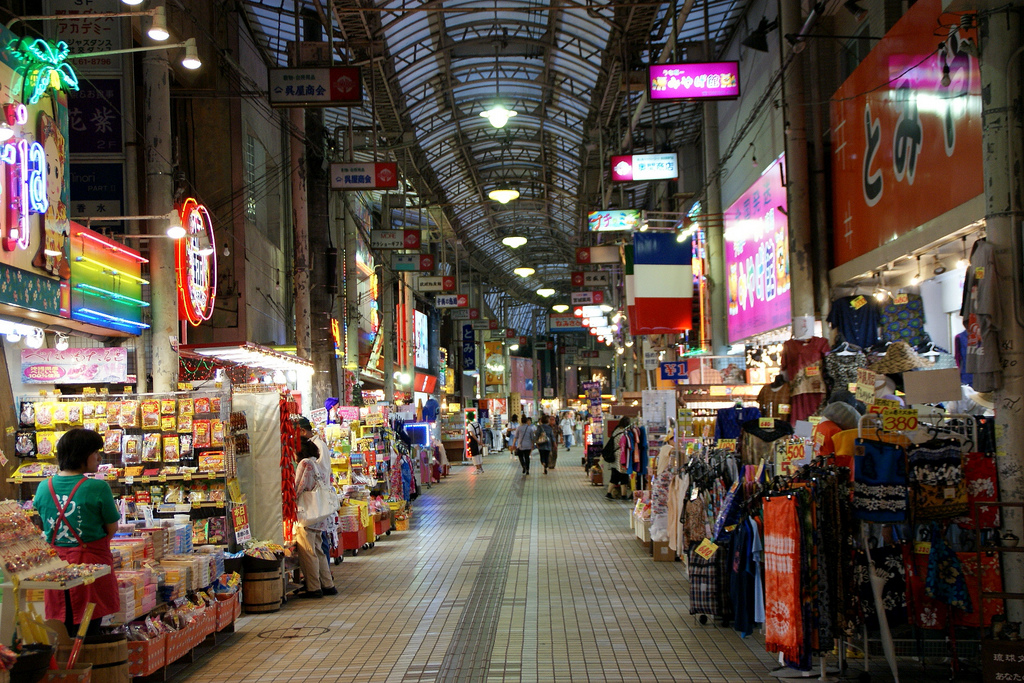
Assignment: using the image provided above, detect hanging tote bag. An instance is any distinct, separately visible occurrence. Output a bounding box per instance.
[296,466,338,526]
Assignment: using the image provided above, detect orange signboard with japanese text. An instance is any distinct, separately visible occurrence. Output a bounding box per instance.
[830,0,982,266]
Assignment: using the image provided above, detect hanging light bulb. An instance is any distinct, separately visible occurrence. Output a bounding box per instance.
[502,235,527,248]
[480,105,517,129]
[488,189,520,204]
[25,329,44,349]
[957,236,969,269]
[147,6,169,41]
[54,333,69,351]
[552,304,569,313]
[513,266,535,277]
[910,255,922,285]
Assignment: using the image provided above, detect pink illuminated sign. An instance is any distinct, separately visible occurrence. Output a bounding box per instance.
[648,62,741,101]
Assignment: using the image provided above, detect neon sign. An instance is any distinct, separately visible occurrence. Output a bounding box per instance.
[1,103,47,252]
[175,198,217,326]
[69,222,148,333]
[8,38,80,105]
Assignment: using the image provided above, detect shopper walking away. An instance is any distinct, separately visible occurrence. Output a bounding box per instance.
[513,416,535,475]
[535,414,556,474]
[293,417,338,598]
[35,429,120,636]
[561,413,574,449]
[467,418,484,473]
[505,414,519,453]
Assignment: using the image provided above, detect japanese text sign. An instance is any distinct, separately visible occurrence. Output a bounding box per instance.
[649,61,740,100]
[268,67,362,107]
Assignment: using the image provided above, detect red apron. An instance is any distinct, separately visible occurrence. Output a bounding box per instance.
[43,478,120,623]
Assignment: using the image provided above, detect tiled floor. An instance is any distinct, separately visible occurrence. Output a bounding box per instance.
[176,449,947,682]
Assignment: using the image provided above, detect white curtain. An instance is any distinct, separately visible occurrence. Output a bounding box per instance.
[233,391,284,544]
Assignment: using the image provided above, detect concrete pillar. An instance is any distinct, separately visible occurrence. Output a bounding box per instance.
[703,101,728,354]
[779,0,816,334]
[291,107,311,359]
[978,7,1024,616]
[143,7,177,394]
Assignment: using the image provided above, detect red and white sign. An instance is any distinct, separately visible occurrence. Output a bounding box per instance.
[391,253,434,272]
[175,198,217,327]
[268,66,362,107]
[610,153,679,182]
[505,328,516,338]
[330,162,399,190]
[451,307,480,321]
[548,314,587,331]
[417,275,455,292]
[571,271,610,288]
[519,336,528,346]
[370,230,420,250]
[571,291,605,305]
[575,246,619,264]
[414,372,437,393]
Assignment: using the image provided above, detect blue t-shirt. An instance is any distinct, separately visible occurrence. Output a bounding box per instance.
[827,296,880,349]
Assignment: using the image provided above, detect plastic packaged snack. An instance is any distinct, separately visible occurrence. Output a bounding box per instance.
[82,402,95,420]
[194,397,212,414]
[104,429,123,455]
[211,397,222,413]
[35,432,57,458]
[193,420,211,448]
[52,402,69,425]
[34,402,54,429]
[122,433,142,464]
[161,399,177,415]
[179,434,193,457]
[163,436,180,462]
[106,401,121,424]
[161,416,176,432]
[177,413,193,434]
[66,403,83,426]
[19,400,37,428]
[94,401,107,419]
[142,433,162,462]
[140,400,161,430]
[199,451,223,472]
[120,400,139,428]
[178,398,194,416]
[15,430,37,457]
[211,420,225,447]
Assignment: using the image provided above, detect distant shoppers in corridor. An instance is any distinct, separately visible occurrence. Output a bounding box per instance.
[535,414,556,475]
[512,416,535,475]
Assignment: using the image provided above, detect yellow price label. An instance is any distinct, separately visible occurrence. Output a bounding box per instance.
[718,439,737,452]
[808,416,823,426]
[894,292,909,305]
[881,409,918,432]
[83,576,95,585]
[183,472,193,481]
[215,501,225,508]
[850,295,867,309]
[759,418,775,429]
[778,404,791,414]
[804,365,820,377]
[914,541,931,555]
[207,472,216,480]
[139,476,151,484]
[695,538,719,560]
[158,475,167,482]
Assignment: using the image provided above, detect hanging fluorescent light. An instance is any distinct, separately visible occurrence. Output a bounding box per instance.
[480,105,517,129]
[552,304,569,313]
[514,266,535,277]
[181,38,202,70]
[502,235,528,248]
[537,288,556,297]
[488,189,520,204]
[147,6,169,41]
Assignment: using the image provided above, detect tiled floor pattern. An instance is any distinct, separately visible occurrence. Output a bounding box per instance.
[176,450,956,682]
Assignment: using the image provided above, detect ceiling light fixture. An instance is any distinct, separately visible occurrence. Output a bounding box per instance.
[147,6,169,41]
[180,38,202,70]
[488,188,520,204]
[502,235,528,248]
[513,266,535,277]
[741,17,778,53]
[552,304,569,313]
[537,288,556,298]
[480,105,517,129]
[509,343,519,351]
[55,333,69,351]
[957,236,969,269]
[910,255,922,285]
[843,0,868,20]
[933,254,947,275]
[166,211,186,239]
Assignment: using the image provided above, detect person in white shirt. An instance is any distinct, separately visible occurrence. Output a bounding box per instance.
[561,414,574,448]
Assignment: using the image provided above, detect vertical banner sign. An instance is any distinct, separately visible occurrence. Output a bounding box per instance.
[461,324,476,372]
[830,0,982,266]
[484,340,504,386]
[723,155,791,343]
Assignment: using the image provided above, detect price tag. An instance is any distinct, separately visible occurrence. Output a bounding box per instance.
[874,398,901,410]
[779,404,790,414]
[856,383,875,403]
[215,501,225,508]
[804,365,820,377]
[850,295,867,309]
[881,409,918,432]
[894,293,909,305]
[12,474,22,483]
[207,472,216,480]
[139,476,151,484]
[695,538,719,560]
[914,541,931,555]
[83,576,95,586]
[759,418,775,429]
[4,426,14,436]
[974,266,985,280]
[124,476,134,486]
[183,472,193,481]
[718,439,737,452]
[158,475,167,482]
[808,416,823,425]
[0,449,7,467]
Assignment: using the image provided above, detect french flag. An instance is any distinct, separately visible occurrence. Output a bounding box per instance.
[630,232,693,334]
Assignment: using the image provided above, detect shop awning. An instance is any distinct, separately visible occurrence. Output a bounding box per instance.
[180,342,314,373]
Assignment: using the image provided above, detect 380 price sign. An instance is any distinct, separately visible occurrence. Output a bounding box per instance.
[881,409,918,432]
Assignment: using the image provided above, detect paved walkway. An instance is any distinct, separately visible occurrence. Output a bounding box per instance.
[177,449,900,682]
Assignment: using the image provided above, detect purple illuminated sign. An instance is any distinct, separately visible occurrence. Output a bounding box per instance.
[648,61,741,101]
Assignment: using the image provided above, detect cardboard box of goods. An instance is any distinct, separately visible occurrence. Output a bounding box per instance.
[652,541,675,562]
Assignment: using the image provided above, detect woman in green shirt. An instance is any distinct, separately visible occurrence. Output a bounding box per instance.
[34,429,121,635]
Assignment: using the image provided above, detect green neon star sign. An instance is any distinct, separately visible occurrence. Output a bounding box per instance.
[9,37,80,105]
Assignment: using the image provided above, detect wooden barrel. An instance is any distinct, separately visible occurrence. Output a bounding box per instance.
[56,635,129,683]
[243,569,282,613]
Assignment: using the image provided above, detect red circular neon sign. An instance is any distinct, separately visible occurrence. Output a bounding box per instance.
[175,198,217,326]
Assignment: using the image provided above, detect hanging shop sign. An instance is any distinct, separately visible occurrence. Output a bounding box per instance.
[586,210,639,233]
[268,66,362,107]
[648,61,740,101]
[330,162,399,190]
[391,253,434,272]
[414,372,437,393]
[175,198,217,327]
[571,271,609,288]
[724,154,791,343]
[570,291,605,305]
[484,340,504,386]
[505,328,516,338]
[548,314,586,332]
[575,246,620,265]
[69,222,149,333]
[830,0,981,266]
[471,318,497,331]
[461,324,476,371]
[450,307,479,320]
[659,361,688,381]
[416,275,455,292]
[434,294,467,308]
[21,347,128,384]
[414,309,429,369]
[369,229,420,250]
[610,153,679,183]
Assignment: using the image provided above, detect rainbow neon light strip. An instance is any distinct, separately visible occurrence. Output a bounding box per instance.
[69,223,148,333]
[74,284,150,308]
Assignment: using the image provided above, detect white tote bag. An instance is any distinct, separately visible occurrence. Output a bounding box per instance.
[296,469,338,526]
